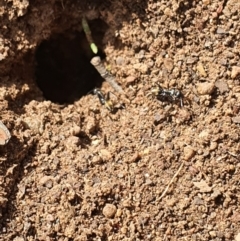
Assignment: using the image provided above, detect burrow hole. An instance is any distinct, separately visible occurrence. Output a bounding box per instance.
[35,19,108,104]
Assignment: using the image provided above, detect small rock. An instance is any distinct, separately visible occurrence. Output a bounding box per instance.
[196,82,215,95]
[193,180,212,193]
[115,56,125,66]
[125,75,137,85]
[186,57,198,64]
[91,155,103,165]
[235,233,240,241]
[231,212,240,222]
[13,237,25,241]
[216,27,226,34]
[0,120,11,145]
[192,196,204,205]
[215,80,229,93]
[211,189,222,199]
[71,125,81,136]
[133,63,148,74]
[209,230,217,237]
[117,173,124,178]
[204,40,213,48]
[154,113,165,123]
[231,66,240,79]
[85,116,97,134]
[176,108,191,123]
[122,199,131,208]
[39,176,54,189]
[163,58,174,72]
[99,149,112,161]
[126,152,141,163]
[232,116,240,124]
[209,141,218,150]
[150,26,159,37]
[197,62,207,77]
[164,7,173,17]
[23,117,42,134]
[116,208,122,217]
[102,204,117,218]
[219,58,228,66]
[202,0,211,5]
[46,214,55,222]
[64,221,76,238]
[183,146,196,161]
[64,136,79,148]
[198,130,210,144]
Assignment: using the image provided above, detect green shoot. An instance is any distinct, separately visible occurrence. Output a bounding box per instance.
[82,17,98,54]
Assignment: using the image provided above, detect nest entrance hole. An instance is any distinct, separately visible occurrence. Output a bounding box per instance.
[35,19,108,104]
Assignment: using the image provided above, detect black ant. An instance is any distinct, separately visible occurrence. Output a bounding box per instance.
[92,88,125,113]
[150,83,183,107]
[93,88,114,112]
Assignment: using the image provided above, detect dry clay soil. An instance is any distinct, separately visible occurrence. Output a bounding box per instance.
[0,0,240,240]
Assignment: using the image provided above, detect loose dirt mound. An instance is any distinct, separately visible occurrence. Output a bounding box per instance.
[0,0,240,240]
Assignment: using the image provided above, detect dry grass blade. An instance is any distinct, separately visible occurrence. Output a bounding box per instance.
[158,162,184,201]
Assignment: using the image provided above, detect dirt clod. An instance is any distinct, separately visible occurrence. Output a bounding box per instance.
[102,204,117,218]
[215,80,229,93]
[193,180,212,193]
[231,66,240,79]
[196,82,215,95]
[183,146,196,161]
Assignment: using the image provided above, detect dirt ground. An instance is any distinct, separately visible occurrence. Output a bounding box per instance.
[0,0,240,240]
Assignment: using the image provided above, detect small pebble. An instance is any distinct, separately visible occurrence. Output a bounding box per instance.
[193,180,212,192]
[115,56,125,66]
[85,116,97,134]
[133,63,148,74]
[197,62,207,77]
[99,149,112,161]
[64,136,79,148]
[163,58,174,72]
[183,146,196,161]
[122,199,131,208]
[176,108,191,123]
[102,204,117,218]
[116,209,122,217]
[91,155,103,165]
[186,57,198,64]
[39,176,54,189]
[216,27,226,34]
[209,141,218,150]
[231,66,240,79]
[215,80,229,93]
[196,82,215,95]
[235,233,240,241]
[209,230,217,238]
[232,116,240,124]
[125,75,136,85]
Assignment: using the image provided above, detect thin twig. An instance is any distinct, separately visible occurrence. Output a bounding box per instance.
[91,56,124,94]
[158,162,184,201]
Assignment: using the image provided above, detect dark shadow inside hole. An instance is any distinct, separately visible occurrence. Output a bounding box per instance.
[35,19,108,104]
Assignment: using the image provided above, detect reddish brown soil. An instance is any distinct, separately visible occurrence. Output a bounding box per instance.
[0,0,240,240]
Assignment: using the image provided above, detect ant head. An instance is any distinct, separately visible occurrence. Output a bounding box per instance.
[151,88,160,96]
[174,90,182,98]
[151,83,162,95]
[92,88,99,95]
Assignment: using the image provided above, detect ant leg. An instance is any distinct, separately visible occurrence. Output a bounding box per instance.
[180,98,183,107]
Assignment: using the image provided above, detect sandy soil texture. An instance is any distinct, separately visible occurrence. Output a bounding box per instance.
[0,0,240,240]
